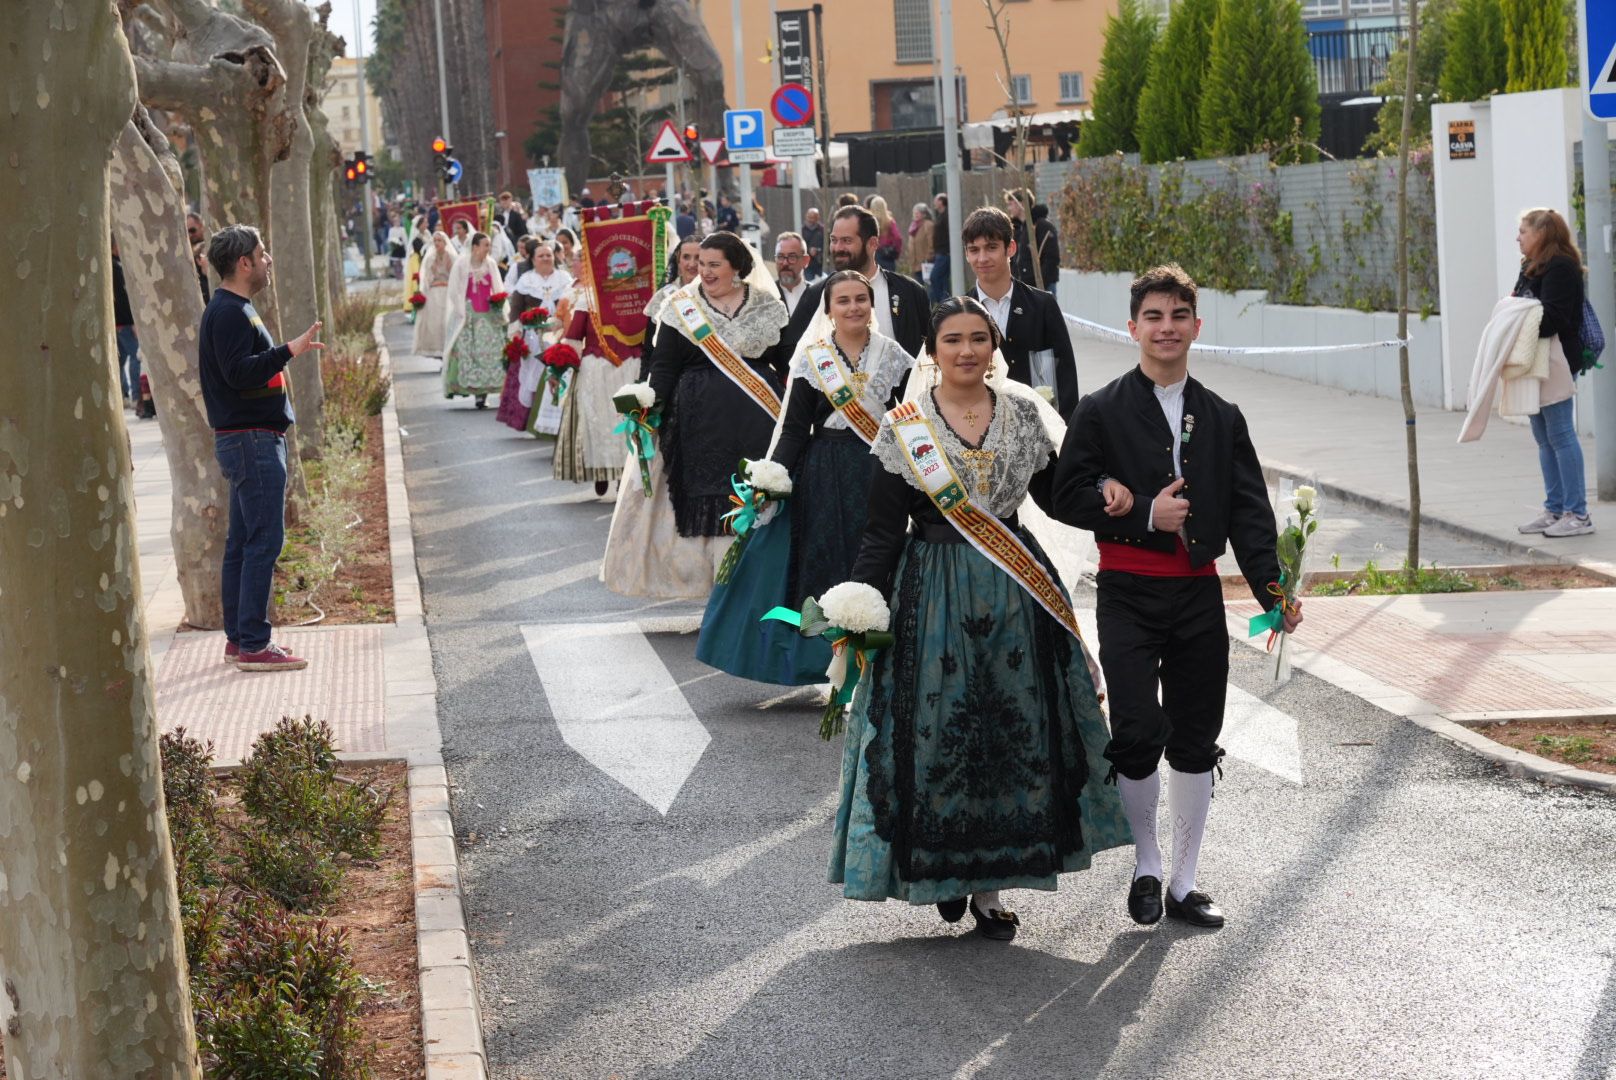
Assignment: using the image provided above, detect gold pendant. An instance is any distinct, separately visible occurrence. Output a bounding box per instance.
[851,371,870,395]
[963,408,978,424]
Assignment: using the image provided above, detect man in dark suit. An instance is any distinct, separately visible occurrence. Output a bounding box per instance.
[1051,264,1302,933]
[780,205,931,358]
[960,206,1078,415]
[495,192,528,249]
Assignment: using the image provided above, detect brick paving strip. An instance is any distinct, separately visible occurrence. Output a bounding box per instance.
[131,313,487,1079]
[1228,589,1616,796]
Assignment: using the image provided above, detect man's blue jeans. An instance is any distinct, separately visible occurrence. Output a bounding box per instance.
[116,326,141,402]
[1528,393,1587,518]
[928,253,952,304]
[214,430,288,652]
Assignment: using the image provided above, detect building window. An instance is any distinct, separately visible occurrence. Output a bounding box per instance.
[1010,74,1033,105]
[1301,0,1344,15]
[1347,0,1394,12]
[893,0,933,63]
[1058,72,1084,103]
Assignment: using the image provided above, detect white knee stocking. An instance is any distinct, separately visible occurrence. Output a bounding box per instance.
[1167,766,1214,902]
[1117,770,1163,881]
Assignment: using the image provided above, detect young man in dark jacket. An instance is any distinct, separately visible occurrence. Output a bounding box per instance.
[200,225,325,672]
[1052,264,1301,930]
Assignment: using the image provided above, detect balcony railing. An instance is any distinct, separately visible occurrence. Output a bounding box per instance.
[1308,26,1406,98]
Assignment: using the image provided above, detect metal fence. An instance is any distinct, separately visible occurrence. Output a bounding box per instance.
[1309,26,1405,99]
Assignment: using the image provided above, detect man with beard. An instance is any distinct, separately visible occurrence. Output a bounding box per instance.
[773,232,811,318]
[780,205,931,358]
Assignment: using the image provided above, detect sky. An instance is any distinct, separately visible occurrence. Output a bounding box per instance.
[322,0,377,60]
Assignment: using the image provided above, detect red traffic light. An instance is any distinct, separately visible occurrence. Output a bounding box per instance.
[344,165,357,182]
[683,124,699,143]
[354,159,368,175]
[431,137,448,154]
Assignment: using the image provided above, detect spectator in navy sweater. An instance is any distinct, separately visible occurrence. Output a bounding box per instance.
[201,225,324,672]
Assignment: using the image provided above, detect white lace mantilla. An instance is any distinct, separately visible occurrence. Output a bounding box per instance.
[657,283,786,358]
[788,332,914,431]
[872,389,1053,518]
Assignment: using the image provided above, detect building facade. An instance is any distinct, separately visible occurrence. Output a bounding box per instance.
[327,57,389,159]
[693,0,1115,141]
[483,0,570,193]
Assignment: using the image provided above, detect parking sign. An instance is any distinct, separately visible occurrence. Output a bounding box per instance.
[724,109,766,152]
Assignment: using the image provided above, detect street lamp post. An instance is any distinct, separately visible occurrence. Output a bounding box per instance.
[936,0,964,296]
[732,0,754,236]
[353,0,374,277]
[432,0,454,199]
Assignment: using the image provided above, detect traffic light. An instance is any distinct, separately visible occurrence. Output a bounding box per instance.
[432,136,448,155]
[432,138,454,182]
[353,150,369,182]
[343,155,359,186]
[683,123,699,144]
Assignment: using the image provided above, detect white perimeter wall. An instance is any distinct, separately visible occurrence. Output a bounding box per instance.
[1055,272,1446,409]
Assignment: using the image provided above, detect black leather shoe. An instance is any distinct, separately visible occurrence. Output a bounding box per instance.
[936,897,967,924]
[1165,889,1225,928]
[969,900,1020,941]
[1128,875,1163,926]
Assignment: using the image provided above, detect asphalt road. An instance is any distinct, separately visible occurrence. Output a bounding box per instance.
[388,318,1616,1080]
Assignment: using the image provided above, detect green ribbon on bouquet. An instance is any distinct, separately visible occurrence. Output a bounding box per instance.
[612,409,661,496]
[1246,573,1294,644]
[714,473,773,585]
[762,600,895,740]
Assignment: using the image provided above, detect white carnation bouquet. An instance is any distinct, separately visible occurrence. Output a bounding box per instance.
[1247,480,1317,684]
[611,382,661,496]
[763,581,894,739]
[715,458,794,584]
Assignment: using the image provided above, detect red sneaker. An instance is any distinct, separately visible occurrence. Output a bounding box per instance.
[223,641,240,664]
[234,643,309,672]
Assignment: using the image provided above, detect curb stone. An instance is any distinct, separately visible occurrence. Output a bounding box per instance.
[1257,456,1616,581]
[1225,613,1616,797]
[369,312,489,1080]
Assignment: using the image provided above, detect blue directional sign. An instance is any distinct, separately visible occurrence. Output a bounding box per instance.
[445,158,464,184]
[724,109,766,152]
[1583,0,1616,120]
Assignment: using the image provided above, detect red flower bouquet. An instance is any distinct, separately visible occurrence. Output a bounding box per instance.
[519,306,551,327]
[542,341,581,405]
[503,335,530,366]
[409,292,428,309]
[489,291,509,306]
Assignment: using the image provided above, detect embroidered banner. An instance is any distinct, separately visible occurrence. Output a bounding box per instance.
[672,292,782,419]
[436,199,485,239]
[804,340,881,444]
[579,208,657,367]
[887,401,1084,644]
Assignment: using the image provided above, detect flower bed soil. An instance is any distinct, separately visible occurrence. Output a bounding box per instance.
[274,412,395,626]
[1480,720,1616,776]
[0,761,421,1078]
[1220,564,1612,601]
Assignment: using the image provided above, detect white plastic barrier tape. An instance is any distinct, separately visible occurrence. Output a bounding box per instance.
[1062,311,1408,355]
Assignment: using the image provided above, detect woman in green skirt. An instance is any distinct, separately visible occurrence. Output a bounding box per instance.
[829,297,1130,941]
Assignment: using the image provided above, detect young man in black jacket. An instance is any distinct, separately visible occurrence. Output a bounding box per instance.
[961,206,1078,416]
[1052,264,1301,930]
[200,225,325,672]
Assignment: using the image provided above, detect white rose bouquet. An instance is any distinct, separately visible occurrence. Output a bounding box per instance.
[611,382,661,496]
[1248,481,1317,683]
[763,581,894,739]
[714,458,795,584]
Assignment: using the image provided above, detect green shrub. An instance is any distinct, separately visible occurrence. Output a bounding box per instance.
[1076,0,1158,157]
[196,905,375,1078]
[240,716,392,860]
[160,727,220,897]
[234,823,344,913]
[324,350,392,450]
[331,290,386,339]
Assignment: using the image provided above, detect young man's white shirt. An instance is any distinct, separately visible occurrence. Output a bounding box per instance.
[974,281,1014,337]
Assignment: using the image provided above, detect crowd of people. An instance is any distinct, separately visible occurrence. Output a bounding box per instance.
[392,187,1302,941]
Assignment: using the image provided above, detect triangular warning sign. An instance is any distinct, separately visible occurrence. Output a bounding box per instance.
[699,138,726,165]
[645,120,692,163]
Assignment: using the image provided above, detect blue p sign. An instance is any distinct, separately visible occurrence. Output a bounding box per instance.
[724,109,766,151]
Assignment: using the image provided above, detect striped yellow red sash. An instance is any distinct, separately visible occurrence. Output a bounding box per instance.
[886,401,1084,643]
[803,339,881,445]
[672,293,781,420]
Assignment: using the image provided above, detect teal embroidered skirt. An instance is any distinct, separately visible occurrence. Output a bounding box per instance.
[830,531,1131,904]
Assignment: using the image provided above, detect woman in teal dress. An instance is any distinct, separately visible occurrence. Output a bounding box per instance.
[829,297,1130,941]
[696,271,914,685]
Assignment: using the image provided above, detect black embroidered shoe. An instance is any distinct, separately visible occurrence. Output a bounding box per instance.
[937,898,967,924]
[1165,889,1225,928]
[1128,875,1164,926]
[969,900,1020,941]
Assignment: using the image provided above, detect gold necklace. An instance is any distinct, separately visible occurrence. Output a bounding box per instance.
[833,334,870,394]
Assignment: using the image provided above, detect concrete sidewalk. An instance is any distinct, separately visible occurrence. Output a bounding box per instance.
[1071,336,1615,577]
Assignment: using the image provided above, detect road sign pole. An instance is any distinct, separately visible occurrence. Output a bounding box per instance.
[1584,110,1616,500]
[732,0,754,236]
[666,161,676,206]
[937,0,964,297]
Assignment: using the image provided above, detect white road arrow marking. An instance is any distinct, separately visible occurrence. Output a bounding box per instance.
[521,622,711,815]
[1221,685,1304,785]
